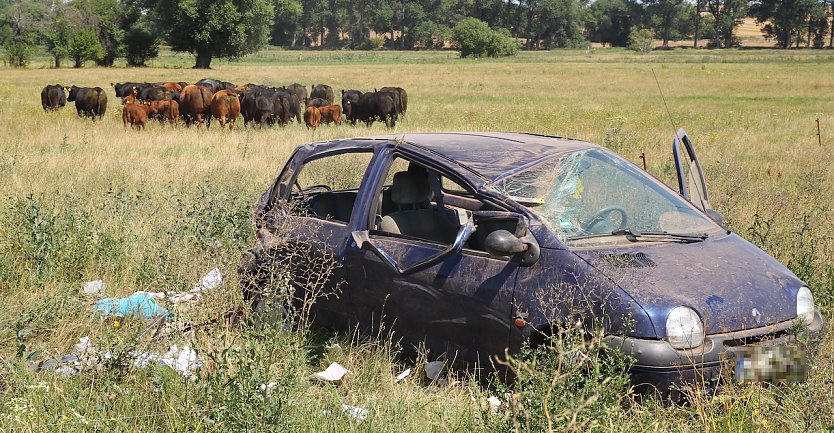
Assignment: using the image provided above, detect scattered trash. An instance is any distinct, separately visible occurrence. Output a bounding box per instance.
[310,362,349,383]
[30,337,202,380]
[94,292,168,319]
[341,404,369,421]
[149,268,223,305]
[82,280,106,295]
[487,395,503,413]
[395,368,411,382]
[325,343,342,353]
[133,345,203,380]
[424,361,444,381]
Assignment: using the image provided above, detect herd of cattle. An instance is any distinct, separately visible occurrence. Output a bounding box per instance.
[39,79,408,130]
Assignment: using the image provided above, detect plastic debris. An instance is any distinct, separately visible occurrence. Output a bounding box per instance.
[341,404,369,421]
[94,292,168,318]
[82,280,106,295]
[424,361,444,380]
[152,268,223,305]
[395,368,411,382]
[133,345,203,380]
[310,362,349,382]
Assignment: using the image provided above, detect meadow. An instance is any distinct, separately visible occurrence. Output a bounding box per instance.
[0,47,833,432]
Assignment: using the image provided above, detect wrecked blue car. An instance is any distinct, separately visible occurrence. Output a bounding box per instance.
[240,131,825,391]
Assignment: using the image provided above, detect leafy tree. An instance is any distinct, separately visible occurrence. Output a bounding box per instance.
[704,0,746,47]
[645,0,692,48]
[152,0,274,68]
[123,26,159,66]
[3,39,34,66]
[67,28,104,67]
[41,4,83,68]
[411,20,449,49]
[270,0,303,46]
[627,27,653,51]
[0,0,49,66]
[519,0,589,49]
[750,0,820,48]
[587,0,639,47]
[450,17,518,57]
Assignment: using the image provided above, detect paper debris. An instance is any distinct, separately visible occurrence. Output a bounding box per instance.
[424,361,444,380]
[83,280,106,295]
[395,368,411,382]
[310,362,349,382]
[341,404,369,421]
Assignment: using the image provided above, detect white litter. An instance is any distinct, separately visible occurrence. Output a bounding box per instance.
[487,395,503,413]
[310,362,350,382]
[132,345,204,380]
[82,280,106,295]
[149,268,224,305]
[341,404,369,421]
[395,368,411,382]
[424,361,444,380]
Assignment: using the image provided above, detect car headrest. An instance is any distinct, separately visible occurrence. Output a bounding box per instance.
[391,169,432,205]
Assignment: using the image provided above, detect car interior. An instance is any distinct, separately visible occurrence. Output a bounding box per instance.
[293,156,523,254]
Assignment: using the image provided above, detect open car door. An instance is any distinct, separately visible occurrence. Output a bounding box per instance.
[672,128,724,225]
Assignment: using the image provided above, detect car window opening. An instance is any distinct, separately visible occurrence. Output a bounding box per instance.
[374,156,521,254]
[290,151,374,224]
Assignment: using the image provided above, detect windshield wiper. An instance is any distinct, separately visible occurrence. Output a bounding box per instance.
[568,228,707,243]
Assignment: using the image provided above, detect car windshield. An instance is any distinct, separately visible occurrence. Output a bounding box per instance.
[489,148,718,245]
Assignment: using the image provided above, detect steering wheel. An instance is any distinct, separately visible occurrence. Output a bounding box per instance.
[581,206,628,233]
[294,181,332,201]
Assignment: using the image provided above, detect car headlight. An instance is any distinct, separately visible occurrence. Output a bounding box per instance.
[797,286,815,325]
[666,306,705,349]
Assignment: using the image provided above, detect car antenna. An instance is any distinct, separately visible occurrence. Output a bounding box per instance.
[651,68,680,141]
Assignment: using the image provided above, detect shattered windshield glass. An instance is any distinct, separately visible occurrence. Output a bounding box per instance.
[490,148,718,244]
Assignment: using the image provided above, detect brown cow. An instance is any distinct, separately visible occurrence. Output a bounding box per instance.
[122,87,139,105]
[179,84,213,126]
[123,103,150,130]
[210,90,241,130]
[159,82,183,93]
[318,105,342,125]
[147,100,180,125]
[304,106,321,129]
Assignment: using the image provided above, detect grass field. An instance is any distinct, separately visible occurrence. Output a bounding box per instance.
[1,48,833,432]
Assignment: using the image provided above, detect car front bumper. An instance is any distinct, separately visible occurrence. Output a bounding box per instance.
[603,311,826,394]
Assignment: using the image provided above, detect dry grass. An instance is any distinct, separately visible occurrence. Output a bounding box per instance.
[0,48,833,432]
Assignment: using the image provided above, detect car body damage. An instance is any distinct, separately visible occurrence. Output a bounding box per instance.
[241,131,825,392]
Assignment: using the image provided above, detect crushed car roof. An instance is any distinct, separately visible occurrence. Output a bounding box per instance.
[326,132,599,180]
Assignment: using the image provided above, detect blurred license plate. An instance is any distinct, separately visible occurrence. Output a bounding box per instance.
[734,345,808,383]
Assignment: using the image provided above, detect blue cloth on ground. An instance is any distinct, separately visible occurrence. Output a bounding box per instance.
[94,292,168,318]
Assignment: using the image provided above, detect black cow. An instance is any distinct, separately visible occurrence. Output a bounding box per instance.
[240,87,286,127]
[352,91,396,128]
[196,78,229,94]
[276,89,302,123]
[375,88,401,121]
[67,86,108,119]
[41,84,66,111]
[306,98,328,108]
[112,82,151,100]
[140,86,173,102]
[287,83,308,105]
[311,84,334,106]
[379,86,407,116]
[341,89,363,124]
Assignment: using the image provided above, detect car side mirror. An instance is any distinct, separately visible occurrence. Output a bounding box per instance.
[485,230,540,266]
[485,230,527,255]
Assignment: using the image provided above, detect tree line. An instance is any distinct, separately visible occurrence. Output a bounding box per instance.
[1,0,833,69]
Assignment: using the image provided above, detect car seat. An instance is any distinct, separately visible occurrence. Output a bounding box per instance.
[379,166,460,244]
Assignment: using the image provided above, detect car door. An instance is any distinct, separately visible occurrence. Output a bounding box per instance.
[343,153,523,363]
[672,128,724,224]
[274,150,376,328]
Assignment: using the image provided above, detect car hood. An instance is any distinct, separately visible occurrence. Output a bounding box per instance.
[572,233,802,336]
